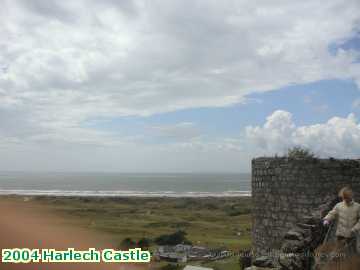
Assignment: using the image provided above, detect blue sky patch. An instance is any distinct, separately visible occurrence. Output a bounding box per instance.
[82,79,360,142]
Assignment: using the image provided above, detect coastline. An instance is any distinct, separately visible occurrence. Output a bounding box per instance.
[0,190,251,197]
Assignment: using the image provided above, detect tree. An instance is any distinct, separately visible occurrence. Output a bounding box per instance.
[155,230,191,245]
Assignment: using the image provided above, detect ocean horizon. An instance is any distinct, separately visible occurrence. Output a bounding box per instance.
[0,172,251,197]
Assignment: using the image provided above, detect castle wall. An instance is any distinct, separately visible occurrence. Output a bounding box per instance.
[252,157,360,254]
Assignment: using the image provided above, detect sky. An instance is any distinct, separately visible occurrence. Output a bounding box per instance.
[0,0,360,172]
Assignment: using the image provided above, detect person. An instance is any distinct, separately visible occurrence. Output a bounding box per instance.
[323,186,360,254]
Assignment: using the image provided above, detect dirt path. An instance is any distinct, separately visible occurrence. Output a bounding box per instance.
[0,197,149,270]
[315,240,360,270]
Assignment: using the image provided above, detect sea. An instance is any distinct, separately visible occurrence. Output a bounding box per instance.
[0,172,251,197]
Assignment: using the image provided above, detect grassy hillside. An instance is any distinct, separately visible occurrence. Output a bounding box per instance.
[32,196,252,251]
[4,196,252,270]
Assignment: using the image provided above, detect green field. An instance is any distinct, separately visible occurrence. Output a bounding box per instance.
[25,196,252,269]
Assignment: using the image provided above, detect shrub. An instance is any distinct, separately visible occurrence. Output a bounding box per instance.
[160,264,181,270]
[120,237,136,249]
[287,146,315,159]
[224,204,251,216]
[155,230,191,245]
[137,237,151,249]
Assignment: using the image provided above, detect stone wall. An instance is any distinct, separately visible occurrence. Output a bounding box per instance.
[252,157,360,255]
[246,196,340,270]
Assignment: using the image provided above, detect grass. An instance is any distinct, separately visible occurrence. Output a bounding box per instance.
[18,196,252,269]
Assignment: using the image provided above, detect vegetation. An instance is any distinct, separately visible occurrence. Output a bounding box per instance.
[155,230,191,245]
[160,264,182,270]
[120,236,151,249]
[24,196,252,251]
[7,196,252,270]
[137,237,151,249]
[287,146,315,159]
[120,237,136,249]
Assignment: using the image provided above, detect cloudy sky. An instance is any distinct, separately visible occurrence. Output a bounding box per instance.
[1,0,360,172]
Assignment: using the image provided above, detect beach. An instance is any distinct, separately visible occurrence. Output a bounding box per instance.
[0,172,251,197]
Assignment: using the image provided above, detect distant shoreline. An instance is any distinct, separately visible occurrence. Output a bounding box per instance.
[0,190,251,197]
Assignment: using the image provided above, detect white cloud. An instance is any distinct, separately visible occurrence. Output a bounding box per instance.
[1,1,360,133]
[0,131,250,172]
[149,122,201,141]
[0,0,360,171]
[246,110,360,158]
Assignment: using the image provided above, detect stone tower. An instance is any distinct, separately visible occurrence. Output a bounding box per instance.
[252,157,360,254]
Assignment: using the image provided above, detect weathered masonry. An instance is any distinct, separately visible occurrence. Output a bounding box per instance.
[252,157,360,254]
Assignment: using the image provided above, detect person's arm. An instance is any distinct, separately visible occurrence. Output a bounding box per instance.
[324,204,338,223]
[351,205,360,234]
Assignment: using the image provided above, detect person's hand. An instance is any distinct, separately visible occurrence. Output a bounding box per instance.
[323,219,330,226]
